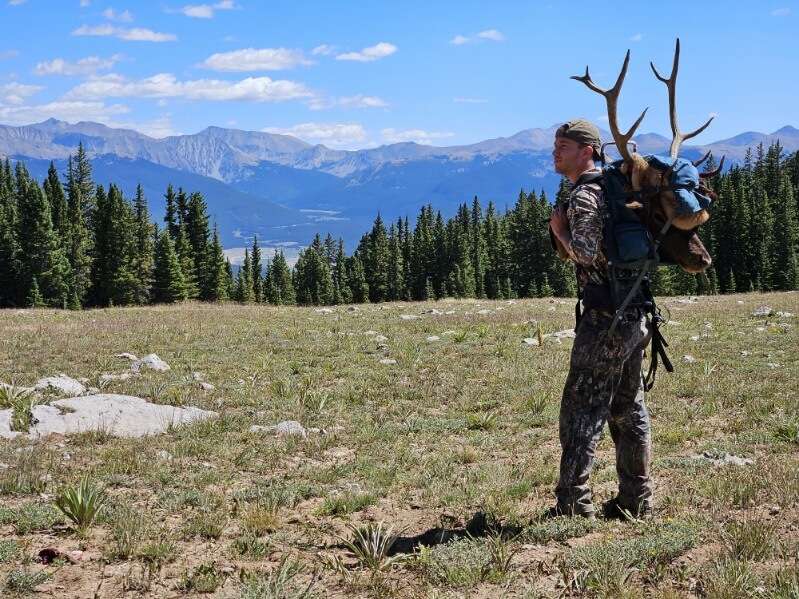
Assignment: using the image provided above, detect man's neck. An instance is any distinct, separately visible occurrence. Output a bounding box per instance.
[568,163,597,184]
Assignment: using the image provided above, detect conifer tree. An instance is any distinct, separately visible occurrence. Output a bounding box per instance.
[347,254,369,303]
[205,226,229,301]
[772,174,798,290]
[164,184,179,239]
[174,225,198,299]
[470,196,486,298]
[0,159,21,306]
[251,235,262,302]
[153,229,187,303]
[43,162,69,240]
[267,250,295,305]
[130,184,155,304]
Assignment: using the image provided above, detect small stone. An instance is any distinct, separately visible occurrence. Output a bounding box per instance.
[400,314,421,320]
[752,305,773,317]
[756,326,766,332]
[689,335,700,342]
[374,335,388,342]
[314,307,334,314]
[551,328,576,339]
[363,330,379,336]
[199,382,215,391]
[695,451,753,467]
[421,309,442,315]
[156,450,173,461]
[379,358,397,365]
[87,387,99,395]
[269,420,307,438]
[116,352,138,361]
[191,372,205,381]
[682,355,696,364]
[426,336,440,342]
[34,374,86,397]
[476,309,492,315]
[99,373,131,383]
[769,505,781,515]
[130,353,170,373]
[766,363,781,369]
[522,337,540,346]
[445,310,456,315]
[740,351,750,357]
[776,311,793,318]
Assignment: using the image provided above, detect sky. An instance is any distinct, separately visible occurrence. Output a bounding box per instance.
[0,0,796,149]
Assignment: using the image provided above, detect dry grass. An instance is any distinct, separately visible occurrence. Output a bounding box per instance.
[0,291,797,597]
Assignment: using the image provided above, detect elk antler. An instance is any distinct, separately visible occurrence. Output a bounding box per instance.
[699,155,725,179]
[692,150,712,168]
[651,38,714,159]
[571,50,648,163]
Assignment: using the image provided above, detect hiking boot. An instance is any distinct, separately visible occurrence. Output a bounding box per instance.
[601,498,653,521]
[541,505,596,520]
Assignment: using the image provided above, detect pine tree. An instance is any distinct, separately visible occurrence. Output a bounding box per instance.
[470,196,486,298]
[70,143,95,225]
[0,159,21,306]
[152,229,187,303]
[347,254,369,303]
[267,250,295,305]
[235,249,254,303]
[333,238,352,304]
[174,225,198,299]
[130,184,155,304]
[185,192,211,298]
[27,276,44,308]
[164,184,179,239]
[251,235,262,302]
[771,174,799,290]
[43,161,69,240]
[365,214,389,302]
[205,226,229,301]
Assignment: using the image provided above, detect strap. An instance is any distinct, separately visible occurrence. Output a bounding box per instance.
[643,313,674,392]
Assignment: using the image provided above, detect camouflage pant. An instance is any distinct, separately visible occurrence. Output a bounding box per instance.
[555,307,653,516]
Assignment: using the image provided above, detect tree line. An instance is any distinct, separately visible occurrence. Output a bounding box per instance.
[0,142,796,309]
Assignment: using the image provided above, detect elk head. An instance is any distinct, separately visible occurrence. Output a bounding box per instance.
[571,39,723,273]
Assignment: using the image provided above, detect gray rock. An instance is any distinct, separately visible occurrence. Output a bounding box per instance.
[682,355,697,364]
[379,358,398,365]
[0,394,217,439]
[116,352,138,361]
[752,305,773,317]
[776,311,794,318]
[34,374,86,396]
[400,314,421,320]
[314,307,334,314]
[250,420,307,438]
[363,330,379,336]
[374,335,388,342]
[199,382,215,391]
[191,372,205,381]
[130,353,170,373]
[522,337,540,346]
[99,372,132,383]
[156,450,173,461]
[694,451,753,467]
[476,309,492,315]
[426,335,440,342]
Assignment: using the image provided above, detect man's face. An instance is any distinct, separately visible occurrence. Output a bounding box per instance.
[552,136,590,175]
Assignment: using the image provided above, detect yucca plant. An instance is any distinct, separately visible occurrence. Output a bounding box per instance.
[0,383,38,432]
[338,521,405,573]
[54,477,107,535]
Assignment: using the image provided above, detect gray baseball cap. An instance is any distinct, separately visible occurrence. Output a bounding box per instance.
[556,119,603,161]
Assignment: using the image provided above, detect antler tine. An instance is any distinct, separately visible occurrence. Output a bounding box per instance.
[692,150,712,168]
[699,155,725,179]
[651,38,714,159]
[571,50,647,163]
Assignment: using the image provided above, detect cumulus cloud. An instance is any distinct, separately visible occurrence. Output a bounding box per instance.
[179,1,236,18]
[0,82,43,105]
[381,128,454,145]
[72,24,176,42]
[200,48,312,71]
[263,122,367,148]
[34,54,123,76]
[103,8,133,22]
[8,0,27,5]
[450,29,505,45]
[771,7,791,16]
[311,44,335,56]
[0,100,129,125]
[336,42,397,62]
[630,33,643,42]
[80,0,90,6]
[337,94,388,108]
[65,73,314,103]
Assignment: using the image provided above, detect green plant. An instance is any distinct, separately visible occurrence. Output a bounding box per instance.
[699,558,760,599]
[338,521,404,572]
[0,384,38,432]
[0,446,59,495]
[241,556,318,599]
[5,568,51,594]
[465,411,497,431]
[54,476,107,535]
[0,503,63,534]
[317,491,376,516]
[232,532,270,559]
[177,562,225,593]
[0,540,20,563]
[106,505,148,560]
[722,517,778,561]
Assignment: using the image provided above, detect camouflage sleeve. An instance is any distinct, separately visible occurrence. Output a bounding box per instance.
[566,184,603,267]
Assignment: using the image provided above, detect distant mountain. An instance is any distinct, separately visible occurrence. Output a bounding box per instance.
[2,119,797,253]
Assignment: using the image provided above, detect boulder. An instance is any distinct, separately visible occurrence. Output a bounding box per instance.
[379,358,398,365]
[130,353,170,373]
[0,394,217,439]
[426,336,440,342]
[752,305,773,317]
[249,420,307,438]
[34,374,86,396]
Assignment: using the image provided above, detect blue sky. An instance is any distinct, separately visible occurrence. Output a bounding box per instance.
[0,0,796,148]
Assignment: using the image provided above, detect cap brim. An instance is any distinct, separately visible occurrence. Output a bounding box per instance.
[673,188,712,214]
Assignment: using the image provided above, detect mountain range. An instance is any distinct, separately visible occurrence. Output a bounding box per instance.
[2,118,798,257]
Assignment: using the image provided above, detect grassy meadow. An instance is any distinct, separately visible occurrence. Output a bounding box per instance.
[0,291,797,598]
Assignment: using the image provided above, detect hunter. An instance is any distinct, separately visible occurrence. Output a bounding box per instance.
[547,119,653,520]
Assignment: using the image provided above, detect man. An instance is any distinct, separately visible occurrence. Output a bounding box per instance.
[547,119,653,520]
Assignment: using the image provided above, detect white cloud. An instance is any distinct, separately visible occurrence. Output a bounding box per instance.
[336,42,397,62]
[111,114,177,137]
[630,33,643,42]
[80,0,91,6]
[72,24,176,42]
[0,82,43,105]
[381,128,454,145]
[337,94,388,108]
[771,7,791,16]
[453,97,487,104]
[65,73,314,103]
[311,44,335,56]
[200,48,312,71]
[263,122,367,148]
[0,100,129,125]
[476,29,505,41]
[8,0,27,5]
[180,1,236,18]
[34,54,123,76]
[0,50,19,60]
[450,35,470,45]
[103,8,133,22]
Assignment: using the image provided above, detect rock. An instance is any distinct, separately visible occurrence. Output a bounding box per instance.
[682,355,696,363]
[756,326,766,332]
[87,387,99,395]
[199,382,215,391]
[426,336,440,342]
[374,335,388,342]
[400,314,421,320]
[766,363,781,369]
[156,450,173,461]
[694,451,753,467]
[666,320,682,326]
[314,307,334,314]
[191,372,205,381]
[776,311,793,318]
[522,337,540,346]
[347,306,359,312]
[421,309,442,315]
[737,300,744,304]
[130,353,170,373]
[550,328,576,339]
[689,335,700,342]
[363,330,379,336]
[379,358,398,365]
[445,310,456,315]
[116,352,138,361]
[34,374,86,396]
[752,305,773,317]
[740,351,750,357]
[99,373,131,383]
[77,377,89,384]
[476,309,492,315]
[0,394,217,439]
[250,420,307,438]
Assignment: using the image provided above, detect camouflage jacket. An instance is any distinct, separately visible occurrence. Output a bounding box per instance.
[566,169,609,291]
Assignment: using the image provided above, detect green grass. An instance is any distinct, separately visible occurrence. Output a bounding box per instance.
[0,292,797,597]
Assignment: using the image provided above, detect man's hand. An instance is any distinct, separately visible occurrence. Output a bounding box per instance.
[549,203,569,236]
